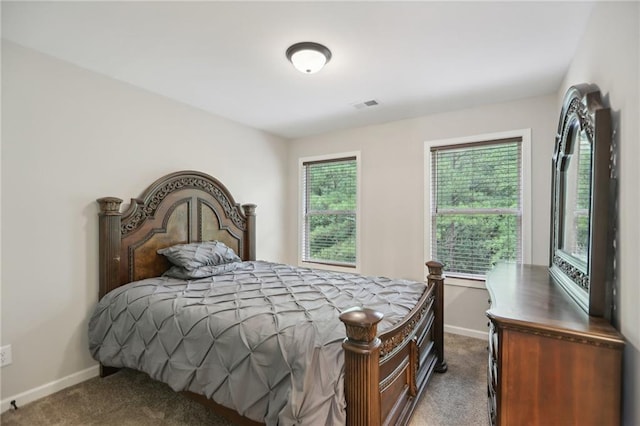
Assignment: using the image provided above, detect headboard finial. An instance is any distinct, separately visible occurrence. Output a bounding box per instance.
[242,204,257,215]
[426,260,444,279]
[97,197,123,215]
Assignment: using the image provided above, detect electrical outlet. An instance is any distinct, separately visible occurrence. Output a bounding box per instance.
[0,345,12,367]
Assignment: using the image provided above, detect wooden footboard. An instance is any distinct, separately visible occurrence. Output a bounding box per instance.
[339,261,447,426]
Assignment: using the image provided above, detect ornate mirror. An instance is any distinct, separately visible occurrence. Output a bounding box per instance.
[550,84,613,317]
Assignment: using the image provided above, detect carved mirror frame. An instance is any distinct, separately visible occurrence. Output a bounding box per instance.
[550,84,613,317]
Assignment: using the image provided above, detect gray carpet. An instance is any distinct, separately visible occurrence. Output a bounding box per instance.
[1,333,488,425]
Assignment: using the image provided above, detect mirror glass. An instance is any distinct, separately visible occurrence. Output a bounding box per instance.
[560,130,592,264]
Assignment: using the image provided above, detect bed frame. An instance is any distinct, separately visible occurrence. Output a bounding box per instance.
[97,170,447,426]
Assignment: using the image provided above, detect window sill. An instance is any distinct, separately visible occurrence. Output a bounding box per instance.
[444,276,487,290]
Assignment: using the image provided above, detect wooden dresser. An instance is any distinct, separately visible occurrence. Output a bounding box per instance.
[486,263,624,426]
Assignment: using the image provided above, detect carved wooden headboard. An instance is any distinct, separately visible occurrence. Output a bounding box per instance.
[97,171,256,299]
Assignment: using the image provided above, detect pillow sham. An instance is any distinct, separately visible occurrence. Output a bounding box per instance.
[157,241,241,271]
[162,262,240,280]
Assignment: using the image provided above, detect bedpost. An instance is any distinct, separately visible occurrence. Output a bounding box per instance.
[427,260,448,373]
[242,204,256,261]
[97,197,123,299]
[97,197,123,378]
[339,308,384,426]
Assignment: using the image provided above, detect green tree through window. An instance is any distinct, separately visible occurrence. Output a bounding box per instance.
[431,139,523,276]
[302,156,357,266]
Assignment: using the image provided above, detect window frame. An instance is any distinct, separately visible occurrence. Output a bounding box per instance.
[298,151,361,273]
[424,130,532,289]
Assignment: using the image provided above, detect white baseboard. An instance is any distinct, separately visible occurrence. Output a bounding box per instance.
[0,365,100,413]
[444,324,489,340]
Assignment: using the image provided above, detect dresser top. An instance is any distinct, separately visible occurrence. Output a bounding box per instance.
[486,263,624,346]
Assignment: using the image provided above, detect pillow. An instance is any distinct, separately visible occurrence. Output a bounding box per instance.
[157,241,241,271]
[162,262,240,280]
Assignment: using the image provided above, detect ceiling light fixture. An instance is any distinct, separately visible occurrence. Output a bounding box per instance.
[286,42,332,74]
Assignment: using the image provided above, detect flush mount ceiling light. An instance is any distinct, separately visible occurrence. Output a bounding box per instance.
[286,42,332,74]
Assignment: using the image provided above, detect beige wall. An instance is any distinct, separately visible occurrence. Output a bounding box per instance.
[559,2,640,424]
[287,94,558,336]
[3,2,638,419]
[0,41,289,402]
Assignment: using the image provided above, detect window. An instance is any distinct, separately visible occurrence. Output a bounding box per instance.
[425,130,531,281]
[299,153,359,270]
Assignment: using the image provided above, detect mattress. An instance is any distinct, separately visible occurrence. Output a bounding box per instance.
[88,261,426,425]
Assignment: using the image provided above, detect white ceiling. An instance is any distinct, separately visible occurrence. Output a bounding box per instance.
[2,1,595,139]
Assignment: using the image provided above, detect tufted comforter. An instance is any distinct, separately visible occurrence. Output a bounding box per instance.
[89,261,426,425]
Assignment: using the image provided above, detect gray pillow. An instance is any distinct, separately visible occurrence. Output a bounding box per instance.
[162,262,240,280]
[157,241,241,271]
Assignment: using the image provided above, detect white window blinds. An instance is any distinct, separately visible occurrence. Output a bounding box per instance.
[431,138,522,277]
[302,156,357,267]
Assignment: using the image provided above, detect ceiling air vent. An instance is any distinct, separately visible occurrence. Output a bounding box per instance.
[351,99,380,110]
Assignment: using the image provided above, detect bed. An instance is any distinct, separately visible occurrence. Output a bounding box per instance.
[90,170,447,426]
